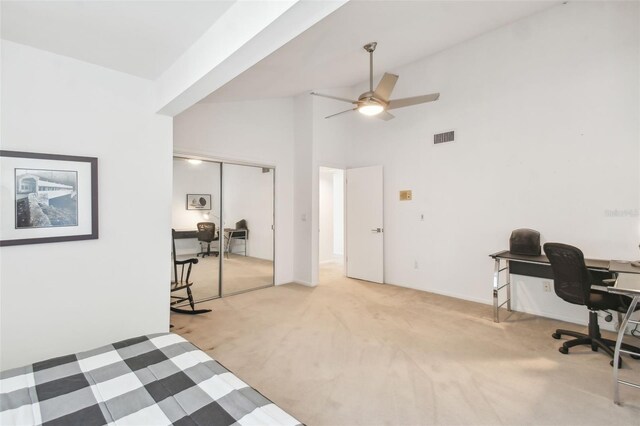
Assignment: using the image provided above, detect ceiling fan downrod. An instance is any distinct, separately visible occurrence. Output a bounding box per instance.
[363,42,377,93]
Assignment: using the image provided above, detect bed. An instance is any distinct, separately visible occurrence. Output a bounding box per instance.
[0,333,301,425]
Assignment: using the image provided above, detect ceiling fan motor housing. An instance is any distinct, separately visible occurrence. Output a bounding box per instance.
[358,91,386,106]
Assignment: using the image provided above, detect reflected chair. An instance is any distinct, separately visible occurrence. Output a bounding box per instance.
[225,219,248,257]
[544,242,640,365]
[171,229,211,315]
[197,222,218,257]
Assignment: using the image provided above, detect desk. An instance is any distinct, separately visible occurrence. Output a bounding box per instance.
[223,228,247,256]
[489,250,610,322]
[173,229,198,239]
[607,272,640,404]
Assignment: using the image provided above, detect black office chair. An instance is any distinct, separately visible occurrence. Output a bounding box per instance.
[197,222,218,257]
[544,243,640,365]
[171,229,211,315]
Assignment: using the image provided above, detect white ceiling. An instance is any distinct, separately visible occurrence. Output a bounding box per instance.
[0,0,235,80]
[202,0,560,103]
[0,0,561,101]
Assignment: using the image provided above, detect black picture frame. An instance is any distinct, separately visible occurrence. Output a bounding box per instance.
[186,194,212,210]
[0,150,98,246]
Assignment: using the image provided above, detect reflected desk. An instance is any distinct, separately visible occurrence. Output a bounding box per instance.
[607,270,640,405]
[173,229,198,239]
[489,250,610,323]
[223,228,248,257]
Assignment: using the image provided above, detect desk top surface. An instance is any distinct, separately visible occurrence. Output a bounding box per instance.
[610,273,640,296]
[609,260,640,274]
[490,250,610,270]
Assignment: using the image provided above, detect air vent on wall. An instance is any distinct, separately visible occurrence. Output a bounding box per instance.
[434,130,455,144]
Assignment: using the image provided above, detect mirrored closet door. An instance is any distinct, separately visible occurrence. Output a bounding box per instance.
[172,157,222,301]
[171,157,275,305]
[221,163,274,296]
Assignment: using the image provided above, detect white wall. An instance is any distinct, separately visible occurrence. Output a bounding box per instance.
[173,98,294,284]
[0,41,172,369]
[344,2,639,326]
[319,169,335,262]
[293,94,315,284]
[223,164,274,260]
[172,159,221,231]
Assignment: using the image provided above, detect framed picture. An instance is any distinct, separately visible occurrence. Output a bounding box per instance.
[186,194,211,210]
[0,150,98,246]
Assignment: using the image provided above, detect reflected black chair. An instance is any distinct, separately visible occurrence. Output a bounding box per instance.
[226,219,248,257]
[171,229,211,315]
[197,222,218,257]
[544,242,640,365]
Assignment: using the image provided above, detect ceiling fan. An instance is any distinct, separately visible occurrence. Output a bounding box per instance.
[310,42,440,120]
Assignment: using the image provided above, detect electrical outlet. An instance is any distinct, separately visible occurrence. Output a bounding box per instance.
[543,281,552,292]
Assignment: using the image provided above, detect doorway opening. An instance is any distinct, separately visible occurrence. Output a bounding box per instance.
[319,167,345,278]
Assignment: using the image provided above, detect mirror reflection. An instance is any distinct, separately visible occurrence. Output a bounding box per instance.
[171,158,221,302]
[222,163,274,295]
[171,158,275,305]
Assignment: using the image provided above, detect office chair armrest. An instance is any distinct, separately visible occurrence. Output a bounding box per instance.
[591,284,610,292]
[602,278,616,286]
[175,258,199,266]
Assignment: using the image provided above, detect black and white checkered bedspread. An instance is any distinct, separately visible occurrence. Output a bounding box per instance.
[0,333,301,425]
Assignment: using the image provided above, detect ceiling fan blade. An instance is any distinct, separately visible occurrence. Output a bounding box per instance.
[387,93,440,110]
[325,108,357,119]
[374,73,399,102]
[376,111,395,121]
[310,92,357,104]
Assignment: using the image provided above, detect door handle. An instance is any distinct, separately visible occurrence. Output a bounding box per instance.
[371,228,383,233]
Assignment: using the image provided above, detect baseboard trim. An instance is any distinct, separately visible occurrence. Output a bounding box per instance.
[292,280,316,287]
[387,281,489,306]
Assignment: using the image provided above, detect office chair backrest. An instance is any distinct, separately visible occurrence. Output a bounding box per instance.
[543,243,591,306]
[197,222,215,242]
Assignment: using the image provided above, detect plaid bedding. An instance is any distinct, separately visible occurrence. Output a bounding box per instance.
[0,333,301,426]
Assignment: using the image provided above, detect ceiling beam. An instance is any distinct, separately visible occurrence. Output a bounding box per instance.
[156,0,348,117]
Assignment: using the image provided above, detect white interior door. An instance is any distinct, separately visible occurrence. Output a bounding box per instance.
[346,165,384,283]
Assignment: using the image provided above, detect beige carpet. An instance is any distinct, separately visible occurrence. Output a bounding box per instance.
[174,253,273,300]
[171,262,640,425]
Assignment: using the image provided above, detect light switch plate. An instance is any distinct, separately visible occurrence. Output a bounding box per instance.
[399,190,412,201]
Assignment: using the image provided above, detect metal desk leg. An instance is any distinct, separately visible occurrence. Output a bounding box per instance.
[506,262,512,312]
[613,295,640,405]
[493,258,501,322]
[493,258,511,323]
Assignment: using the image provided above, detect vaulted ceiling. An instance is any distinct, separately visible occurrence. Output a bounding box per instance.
[1,1,560,107]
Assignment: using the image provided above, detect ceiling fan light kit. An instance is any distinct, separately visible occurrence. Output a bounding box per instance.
[359,101,384,116]
[311,42,440,120]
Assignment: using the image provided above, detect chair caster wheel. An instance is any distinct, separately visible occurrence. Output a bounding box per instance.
[552,333,561,339]
[611,358,621,368]
[559,346,568,354]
